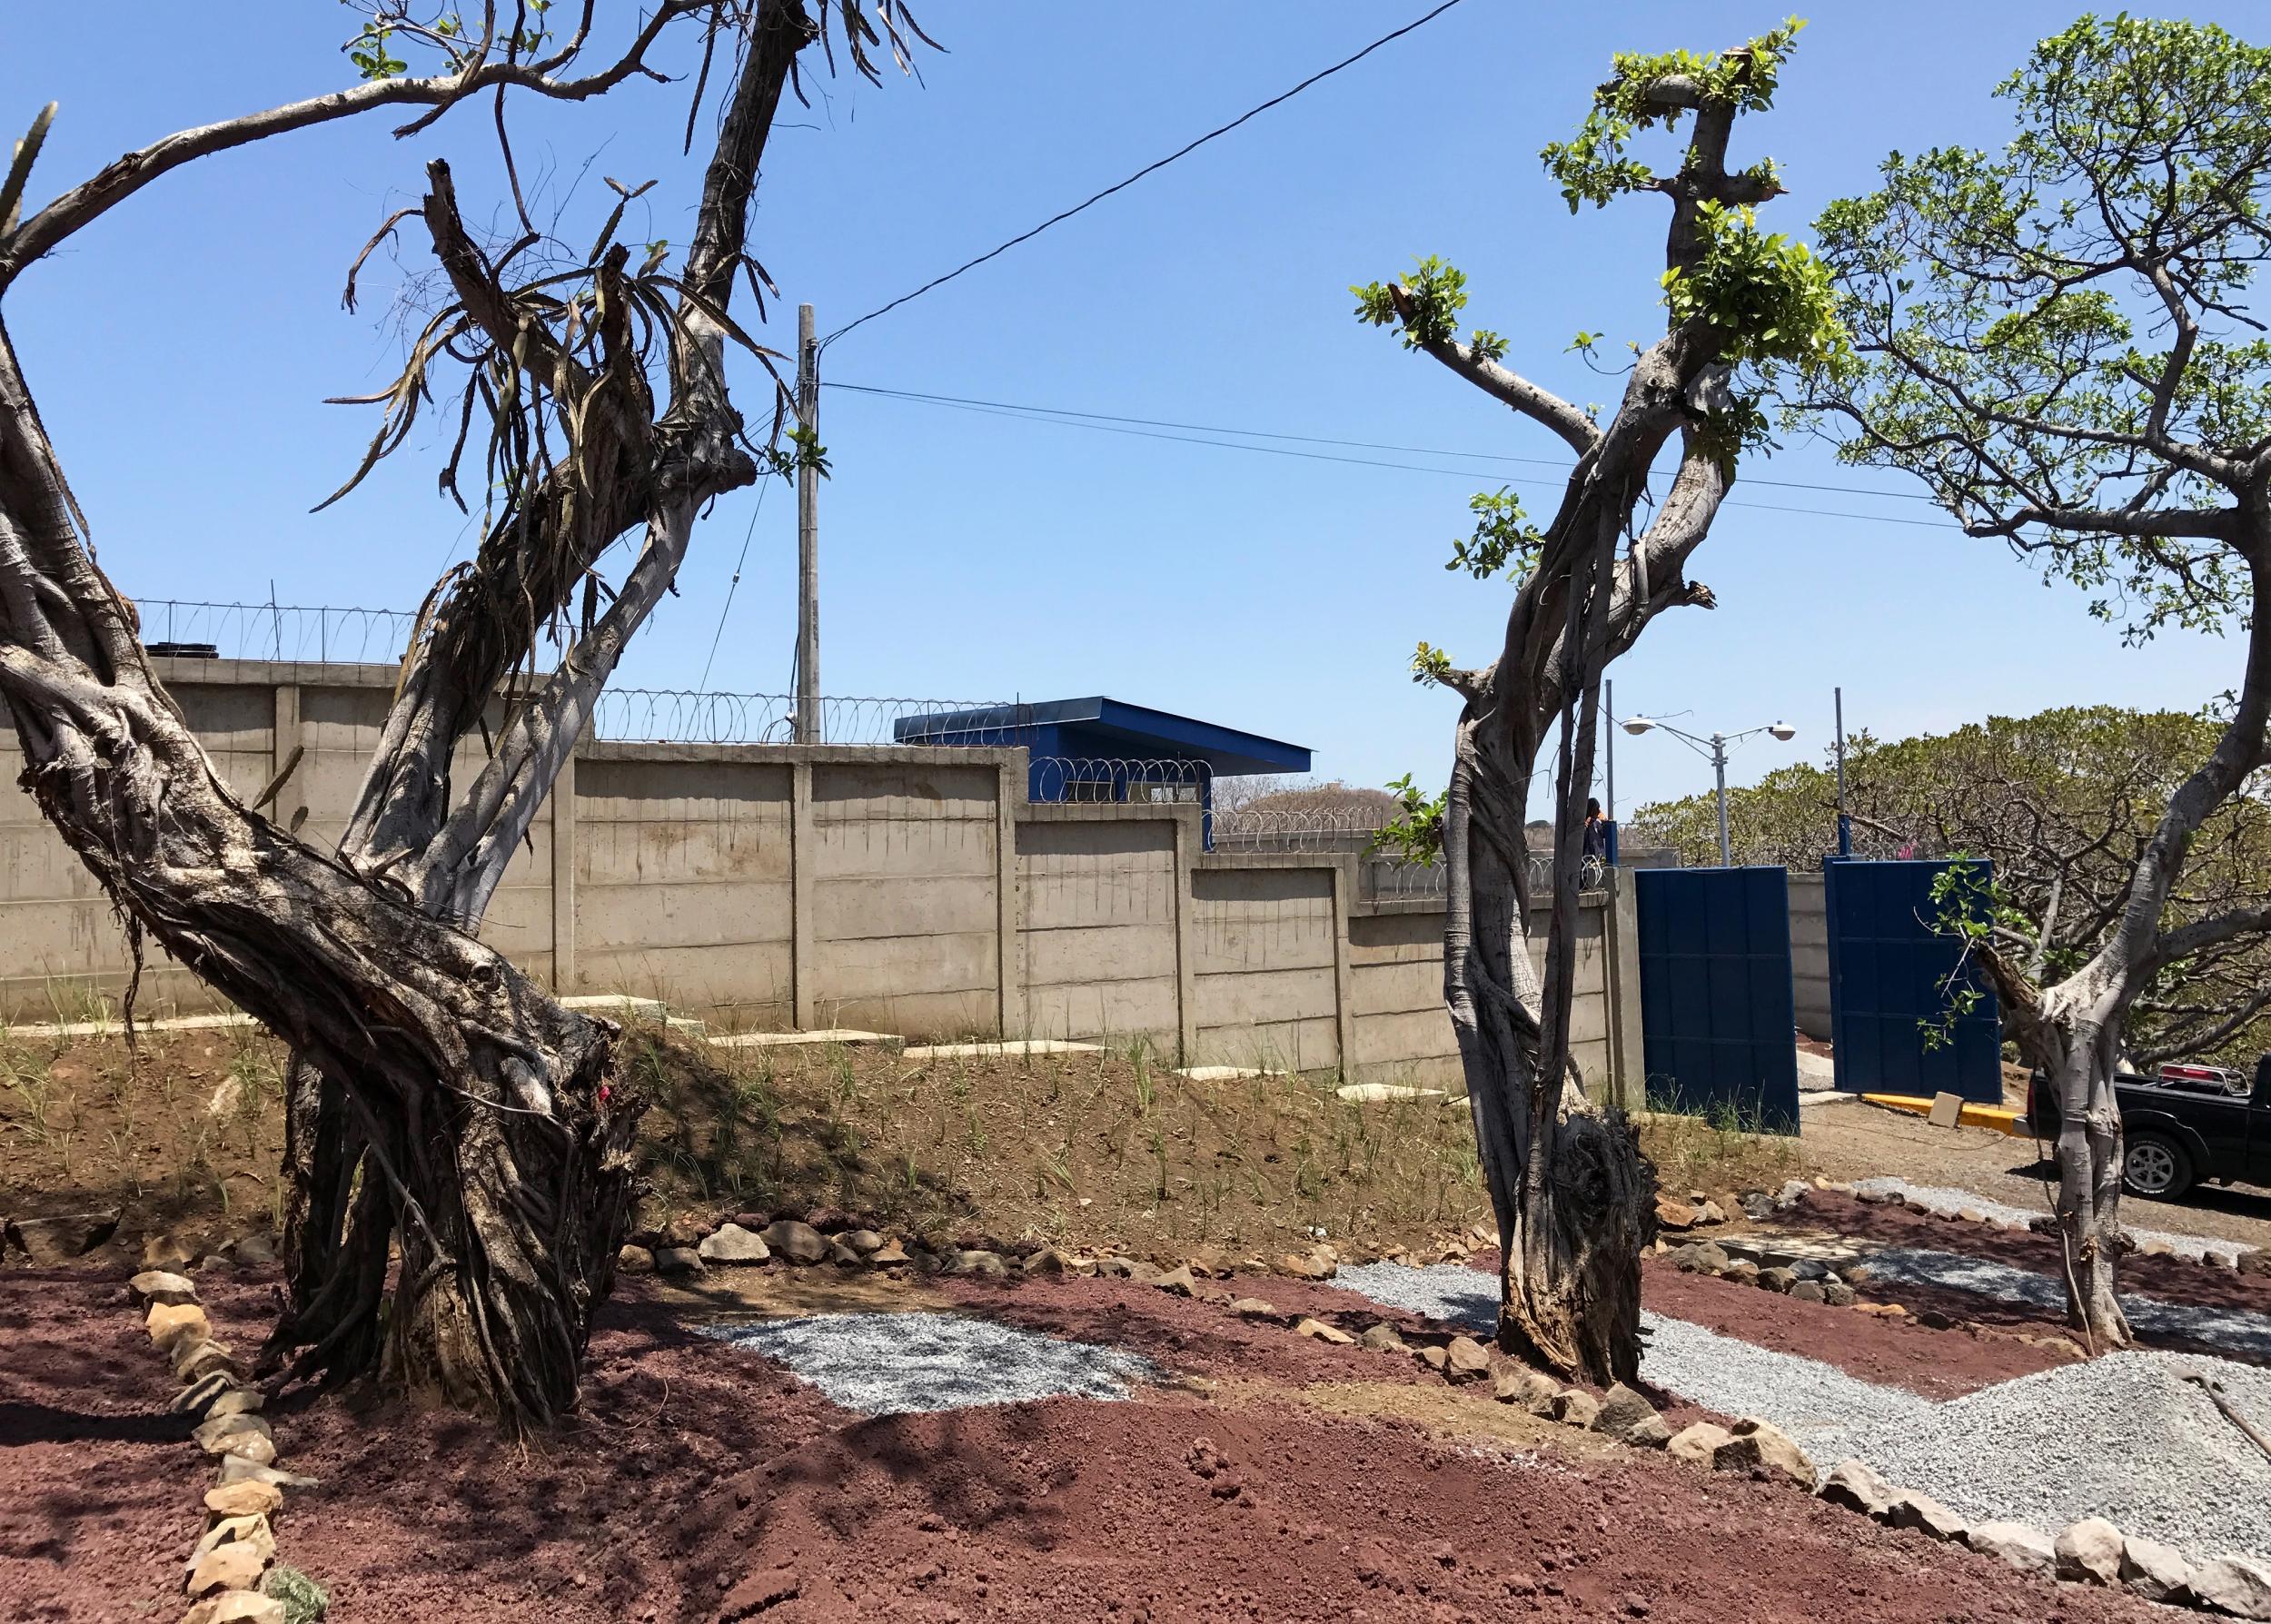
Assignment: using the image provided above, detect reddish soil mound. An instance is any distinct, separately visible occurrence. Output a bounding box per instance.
[1641,1262,2065,1397]
[4,1265,2177,1623]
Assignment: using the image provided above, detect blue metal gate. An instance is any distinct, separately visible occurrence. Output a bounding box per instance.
[1634,866,1800,1134]
[1824,857,2003,1103]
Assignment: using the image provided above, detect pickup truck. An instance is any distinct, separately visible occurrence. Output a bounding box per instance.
[2027,1056,2271,1201]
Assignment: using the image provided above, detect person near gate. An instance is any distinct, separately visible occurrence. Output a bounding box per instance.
[1582,797,1610,862]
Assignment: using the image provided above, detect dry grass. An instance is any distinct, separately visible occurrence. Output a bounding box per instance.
[1636,1107,1811,1199]
[2,1019,1488,1263]
[633,1030,1486,1259]
[0,1017,287,1248]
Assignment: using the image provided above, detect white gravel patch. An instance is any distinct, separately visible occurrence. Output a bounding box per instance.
[704,1312,1155,1415]
[1851,1175,2247,1263]
[1870,1352,2271,1561]
[1858,1245,2271,1359]
[1334,1262,1499,1330]
[1330,1262,2271,1565]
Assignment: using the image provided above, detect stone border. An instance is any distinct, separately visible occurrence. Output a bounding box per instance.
[125,1270,313,1624]
[1836,1175,2271,1275]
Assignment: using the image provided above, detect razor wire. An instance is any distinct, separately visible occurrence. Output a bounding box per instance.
[1210,806,1393,852]
[593,689,1036,747]
[1029,756,1212,804]
[136,599,421,665]
[1211,806,1451,902]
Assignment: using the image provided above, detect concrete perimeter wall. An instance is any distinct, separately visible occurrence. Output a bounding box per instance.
[1788,872,1831,1043]
[0,659,1644,1101]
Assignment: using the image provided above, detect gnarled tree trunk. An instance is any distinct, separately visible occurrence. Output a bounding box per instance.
[1978,560,2271,1348]
[0,0,847,1424]
[1361,29,1818,1381]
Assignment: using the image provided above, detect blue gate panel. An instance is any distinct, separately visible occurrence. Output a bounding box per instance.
[1824,858,2003,1104]
[1634,866,1800,1134]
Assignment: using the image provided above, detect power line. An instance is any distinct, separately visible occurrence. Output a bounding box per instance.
[698,472,773,690]
[819,0,1469,350]
[828,381,1939,504]
[827,381,1960,532]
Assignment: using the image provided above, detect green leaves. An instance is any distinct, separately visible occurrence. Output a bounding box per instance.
[1919,857,2005,1051]
[1369,774,1447,866]
[343,22,408,81]
[1351,255,1467,347]
[1446,489,1542,580]
[1541,17,1807,212]
[1806,15,2271,642]
[765,424,829,482]
[1661,201,1846,371]
[1409,641,1453,688]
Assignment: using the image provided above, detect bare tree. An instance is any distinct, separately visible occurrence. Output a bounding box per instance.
[1804,15,2271,1343]
[1353,25,1842,1381]
[0,0,931,1423]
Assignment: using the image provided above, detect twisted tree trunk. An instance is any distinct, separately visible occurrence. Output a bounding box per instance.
[0,0,830,1424]
[1445,746,1652,1380]
[0,358,639,1412]
[1970,555,2271,1345]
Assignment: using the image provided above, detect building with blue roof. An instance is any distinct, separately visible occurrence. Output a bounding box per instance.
[893,696,1310,833]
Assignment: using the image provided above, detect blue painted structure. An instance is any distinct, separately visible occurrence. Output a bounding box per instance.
[1825,857,2003,1104]
[893,697,1311,823]
[1634,866,1801,1134]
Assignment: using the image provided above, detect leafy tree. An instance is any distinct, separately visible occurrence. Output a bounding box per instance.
[0,1,932,1425]
[1353,21,1841,1382]
[1631,707,2271,1065]
[1801,15,2271,1344]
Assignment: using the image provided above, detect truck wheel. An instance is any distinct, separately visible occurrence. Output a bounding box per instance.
[2122,1133,2194,1201]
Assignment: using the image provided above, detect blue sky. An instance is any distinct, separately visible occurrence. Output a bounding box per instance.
[5,2,2262,817]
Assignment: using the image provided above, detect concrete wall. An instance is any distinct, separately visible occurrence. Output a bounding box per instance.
[0,658,1645,1101]
[1789,872,1831,1043]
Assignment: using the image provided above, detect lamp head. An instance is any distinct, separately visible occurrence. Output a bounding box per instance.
[1768,720,1797,742]
[1621,716,1655,737]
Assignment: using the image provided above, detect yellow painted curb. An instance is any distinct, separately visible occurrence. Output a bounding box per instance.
[1858,1093,2026,1138]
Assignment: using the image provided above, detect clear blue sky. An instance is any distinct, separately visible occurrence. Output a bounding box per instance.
[5,2,2261,817]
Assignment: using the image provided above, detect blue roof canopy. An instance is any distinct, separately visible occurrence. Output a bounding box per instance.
[895,696,1310,777]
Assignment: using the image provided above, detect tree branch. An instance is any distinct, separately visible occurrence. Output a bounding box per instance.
[1387,283,1600,454]
[0,4,708,291]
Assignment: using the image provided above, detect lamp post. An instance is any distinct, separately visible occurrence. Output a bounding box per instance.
[1619,714,1798,867]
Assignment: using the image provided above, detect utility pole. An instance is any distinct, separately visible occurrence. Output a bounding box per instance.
[794,302,820,745]
[1834,686,1851,857]
[1711,733,1732,869]
[1604,679,1619,866]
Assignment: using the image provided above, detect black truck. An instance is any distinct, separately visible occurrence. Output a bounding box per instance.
[2027,1057,2271,1201]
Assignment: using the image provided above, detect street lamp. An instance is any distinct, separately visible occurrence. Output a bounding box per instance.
[1620,715,1798,867]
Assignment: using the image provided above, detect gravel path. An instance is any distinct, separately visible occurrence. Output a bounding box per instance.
[1852,1175,2250,1263]
[1333,1262,2271,1566]
[704,1312,1155,1414]
[1858,1244,2271,1358]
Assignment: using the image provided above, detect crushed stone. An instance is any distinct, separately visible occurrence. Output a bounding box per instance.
[1858,1245,2271,1360]
[1332,1261,2271,1566]
[704,1312,1155,1415]
[1850,1175,2246,1264]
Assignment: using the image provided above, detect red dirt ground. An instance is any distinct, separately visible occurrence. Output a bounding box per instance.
[0,1266,199,1624]
[1640,1262,2068,1397]
[3,1263,2175,1624]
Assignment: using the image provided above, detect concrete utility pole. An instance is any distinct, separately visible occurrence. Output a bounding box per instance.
[1834,686,1852,857]
[794,302,820,744]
